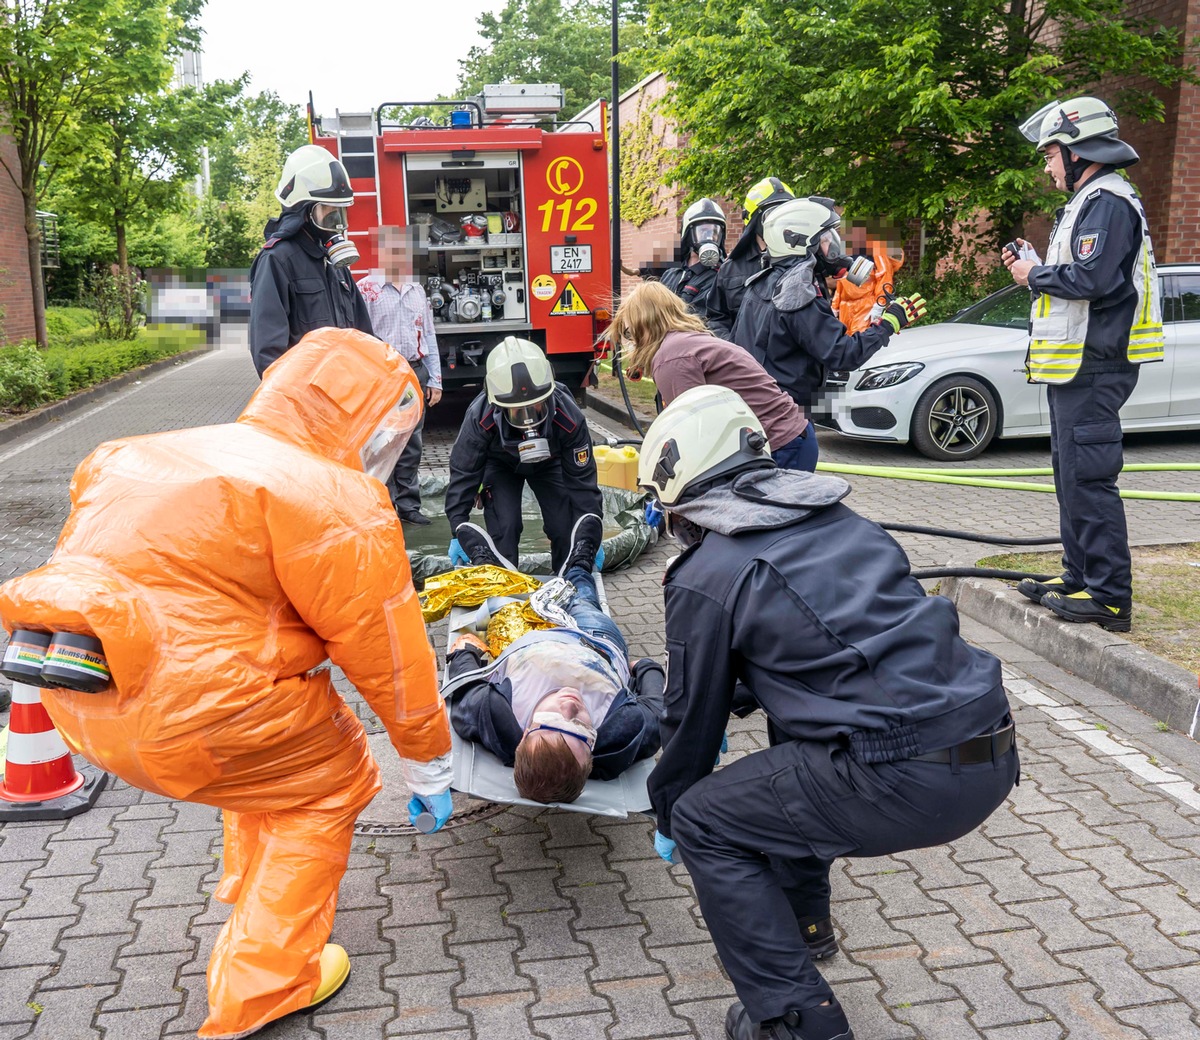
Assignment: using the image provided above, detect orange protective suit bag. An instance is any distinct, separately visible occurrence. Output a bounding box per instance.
[0,328,450,1038]
[831,240,904,334]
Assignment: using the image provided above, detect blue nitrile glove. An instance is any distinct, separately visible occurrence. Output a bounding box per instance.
[408,790,453,833]
[653,830,678,864]
[594,545,606,571]
[448,538,469,567]
[714,732,729,767]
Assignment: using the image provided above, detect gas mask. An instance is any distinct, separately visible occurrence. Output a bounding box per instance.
[691,223,725,268]
[815,228,872,286]
[360,383,422,482]
[504,399,552,464]
[310,204,358,268]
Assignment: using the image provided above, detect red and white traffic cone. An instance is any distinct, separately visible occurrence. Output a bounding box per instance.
[0,682,107,821]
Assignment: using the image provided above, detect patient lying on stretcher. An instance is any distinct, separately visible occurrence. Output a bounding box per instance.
[443,549,664,805]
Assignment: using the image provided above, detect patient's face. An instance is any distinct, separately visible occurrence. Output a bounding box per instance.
[523,688,594,768]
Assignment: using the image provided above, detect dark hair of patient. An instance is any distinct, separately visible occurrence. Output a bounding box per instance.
[513,734,593,804]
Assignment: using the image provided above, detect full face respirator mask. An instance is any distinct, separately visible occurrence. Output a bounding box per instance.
[691,223,725,269]
[814,227,872,286]
[311,205,359,268]
[505,400,552,464]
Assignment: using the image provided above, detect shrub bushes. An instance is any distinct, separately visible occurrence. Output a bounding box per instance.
[0,311,205,414]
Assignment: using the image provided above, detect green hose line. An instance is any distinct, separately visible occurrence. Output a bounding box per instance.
[815,462,1200,502]
[895,463,1200,477]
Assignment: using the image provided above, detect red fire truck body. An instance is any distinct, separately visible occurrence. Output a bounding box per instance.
[309,87,612,394]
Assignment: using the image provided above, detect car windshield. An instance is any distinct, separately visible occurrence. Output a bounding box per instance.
[950,286,1030,329]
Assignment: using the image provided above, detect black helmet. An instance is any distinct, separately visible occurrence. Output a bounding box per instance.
[680,197,727,254]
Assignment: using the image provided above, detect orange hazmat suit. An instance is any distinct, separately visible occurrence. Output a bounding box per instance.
[0,327,451,1038]
[831,240,904,334]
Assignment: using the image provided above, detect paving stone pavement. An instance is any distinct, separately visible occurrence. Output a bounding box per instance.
[0,327,1198,1040]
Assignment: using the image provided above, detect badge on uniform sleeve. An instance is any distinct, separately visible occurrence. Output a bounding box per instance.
[575,446,590,466]
[1074,229,1105,263]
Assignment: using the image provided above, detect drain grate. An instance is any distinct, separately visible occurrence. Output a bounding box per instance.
[353,798,514,837]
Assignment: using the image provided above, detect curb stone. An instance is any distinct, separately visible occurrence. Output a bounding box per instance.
[942,573,1199,739]
[0,343,215,448]
[583,388,654,436]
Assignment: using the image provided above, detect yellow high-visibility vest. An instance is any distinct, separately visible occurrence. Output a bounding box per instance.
[1027,173,1163,384]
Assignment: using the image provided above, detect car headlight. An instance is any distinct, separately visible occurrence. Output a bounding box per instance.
[855,362,925,391]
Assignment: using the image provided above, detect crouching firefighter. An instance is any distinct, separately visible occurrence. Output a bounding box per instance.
[639,385,1018,1040]
[445,336,604,574]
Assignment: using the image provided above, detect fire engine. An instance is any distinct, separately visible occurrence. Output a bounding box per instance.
[308,84,613,396]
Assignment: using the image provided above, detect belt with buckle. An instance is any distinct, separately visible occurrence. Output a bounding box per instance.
[910,722,1016,765]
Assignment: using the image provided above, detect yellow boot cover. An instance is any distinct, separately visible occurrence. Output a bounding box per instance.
[311,943,351,1006]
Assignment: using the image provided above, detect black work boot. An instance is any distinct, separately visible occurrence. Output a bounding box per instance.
[1041,590,1132,632]
[558,513,603,578]
[1016,573,1082,604]
[799,917,839,961]
[455,522,516,571]
[725,998,855,1040]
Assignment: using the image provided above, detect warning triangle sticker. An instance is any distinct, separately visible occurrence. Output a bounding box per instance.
[549,279,589,316]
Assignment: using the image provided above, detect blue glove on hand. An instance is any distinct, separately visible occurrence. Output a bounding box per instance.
[448,538,469,567]
[594,545,606,571]
[653,830,678,864]
[408,790,453,833]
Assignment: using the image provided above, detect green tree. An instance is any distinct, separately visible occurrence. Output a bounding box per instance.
[457,0,655,117]
[646,0,1192,265]
[202,91,307,266]
[52,2,241,332]
[0,0,182,346]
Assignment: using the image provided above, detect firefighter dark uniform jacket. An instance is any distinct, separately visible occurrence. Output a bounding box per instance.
[444,646,663,781]
[1025,172,1163,384]
[703,227,765,338]
[444,384,603,532]
[648,468,1010,838]
[660,261,720,314]
[249,206,374,377]
[729,256,895,410]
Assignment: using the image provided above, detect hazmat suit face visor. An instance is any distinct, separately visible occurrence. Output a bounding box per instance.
[359,385,422,483]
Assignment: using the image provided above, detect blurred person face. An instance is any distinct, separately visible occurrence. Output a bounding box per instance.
[377,230,415,282]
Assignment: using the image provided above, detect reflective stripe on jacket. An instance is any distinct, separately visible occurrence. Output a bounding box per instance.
[1027,173,1163,384]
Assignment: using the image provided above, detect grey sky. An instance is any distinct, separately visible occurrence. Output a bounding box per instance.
[198,0,509,116]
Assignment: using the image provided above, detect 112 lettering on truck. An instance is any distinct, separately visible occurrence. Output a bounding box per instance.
[308,83,613,397]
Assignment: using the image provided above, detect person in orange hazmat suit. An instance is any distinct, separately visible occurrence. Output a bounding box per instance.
[0,326,453,1039]
[831,237,905,334]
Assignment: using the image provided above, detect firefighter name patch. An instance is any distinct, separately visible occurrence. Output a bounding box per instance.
[1074,230,1105,263]
[574,447,590,466]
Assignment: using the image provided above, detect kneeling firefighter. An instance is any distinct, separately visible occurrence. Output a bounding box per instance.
[640,385,1018,1040]
[445,336,604,574]
[659,197,728,314]
[0,328,453,1038]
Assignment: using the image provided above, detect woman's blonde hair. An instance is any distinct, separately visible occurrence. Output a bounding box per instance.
[604,281,712,375]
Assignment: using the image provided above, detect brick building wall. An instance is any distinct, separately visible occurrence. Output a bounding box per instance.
[0,134,35,343]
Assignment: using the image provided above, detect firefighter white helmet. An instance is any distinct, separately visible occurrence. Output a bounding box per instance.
[637,385,773,508]
[761,197,842,262]
[1020,96,1139,168]
[680,198,726,251]
[485,336,555,429]
[275,144,355,209]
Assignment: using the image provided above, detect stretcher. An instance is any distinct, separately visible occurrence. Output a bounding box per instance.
[440,572,655,818]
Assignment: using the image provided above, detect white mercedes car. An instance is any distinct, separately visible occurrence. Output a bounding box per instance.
[816,263,1200,460]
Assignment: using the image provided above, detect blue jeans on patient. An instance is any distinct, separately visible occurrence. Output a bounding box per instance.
[564,565,627,658]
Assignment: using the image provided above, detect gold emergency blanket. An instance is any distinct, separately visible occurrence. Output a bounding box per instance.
[419,565,542,623]
[485,600,557,656]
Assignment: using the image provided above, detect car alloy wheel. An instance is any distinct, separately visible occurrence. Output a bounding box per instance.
[911,375,998,460]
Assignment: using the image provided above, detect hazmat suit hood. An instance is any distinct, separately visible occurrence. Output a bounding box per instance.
[239,326,421,471]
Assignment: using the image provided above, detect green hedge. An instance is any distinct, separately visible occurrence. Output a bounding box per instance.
[43,307,97,344]
[0,314,206,414]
